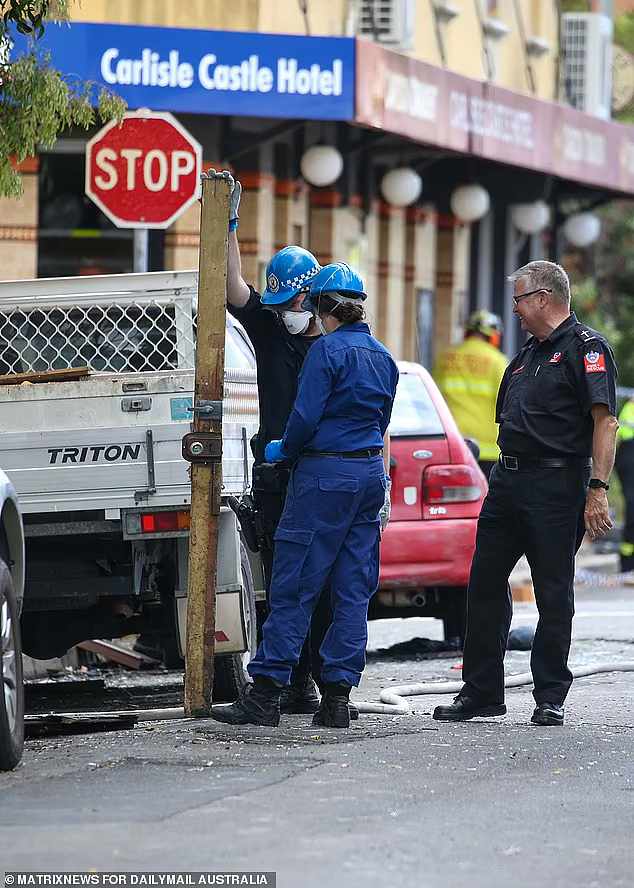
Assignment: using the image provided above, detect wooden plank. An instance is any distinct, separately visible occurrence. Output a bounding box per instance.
[77,639,159,669]
[25,713,138,738]
[184,172,229,717]
[0,366,91,386]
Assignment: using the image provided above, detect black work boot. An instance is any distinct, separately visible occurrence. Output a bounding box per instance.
[433,694,506,721]
[210,676,281,727]
[531,702,564,726]
[280,676,320,714]
[312,681,352,728]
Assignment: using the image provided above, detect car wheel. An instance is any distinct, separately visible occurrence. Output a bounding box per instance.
[0,559,24,771]
[213,543,258,702]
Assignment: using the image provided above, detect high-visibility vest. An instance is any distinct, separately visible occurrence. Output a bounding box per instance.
[433,336,508,461]
[617,398,634,446]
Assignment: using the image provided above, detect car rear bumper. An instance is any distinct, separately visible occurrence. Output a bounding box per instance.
[379,518,476,589]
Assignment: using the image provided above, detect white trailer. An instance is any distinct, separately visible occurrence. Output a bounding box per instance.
[0,270,262,699]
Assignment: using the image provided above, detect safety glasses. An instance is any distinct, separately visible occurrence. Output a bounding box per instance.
[263,287,311,313]
[513,287,552,305]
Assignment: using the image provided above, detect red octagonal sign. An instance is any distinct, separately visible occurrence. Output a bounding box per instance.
[85,111,203,229]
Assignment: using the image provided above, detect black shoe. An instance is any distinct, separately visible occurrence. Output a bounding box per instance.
[531,702,564,726]
[348,702,359,721]
[433,694,506,721]
[210,677,281,727]
[312,682,351,728]
[280,677,320,714]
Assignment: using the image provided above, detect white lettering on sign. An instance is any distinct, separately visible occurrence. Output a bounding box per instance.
[171,151,195,189]
[101,48,194,88]
[562,125,606,167]
[94,147,196,192]
[385,71,438,121]
[277,58,342,96]
[449,90,468,130]
[198,54,274,92]
[94,148,117,190]
[121,149,142,189]
[449,90,534,149]
[144,150,169,191]
[100,47,344,98]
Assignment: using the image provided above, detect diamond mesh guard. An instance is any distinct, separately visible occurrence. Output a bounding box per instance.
[0,299,197,376]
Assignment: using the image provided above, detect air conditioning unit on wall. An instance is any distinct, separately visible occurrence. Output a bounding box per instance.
[357,0,416,51]
[560,13,613,119]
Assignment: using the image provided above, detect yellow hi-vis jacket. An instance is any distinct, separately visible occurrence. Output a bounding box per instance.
[433,336,508,461]
[617,398,634,446]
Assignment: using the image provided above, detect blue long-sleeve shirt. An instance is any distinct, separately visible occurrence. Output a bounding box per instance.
[280,322,399,457]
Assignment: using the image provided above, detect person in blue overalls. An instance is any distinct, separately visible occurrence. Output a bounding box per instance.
[211,263,399,728]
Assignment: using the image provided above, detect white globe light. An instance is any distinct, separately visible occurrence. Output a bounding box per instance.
[510,200,550,235]
[380,167,423,207]
[563,212,601,248]
[450,184,490,223]
[300,145,344,187]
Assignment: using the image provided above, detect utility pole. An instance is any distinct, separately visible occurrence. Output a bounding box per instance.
[183,171,230,717]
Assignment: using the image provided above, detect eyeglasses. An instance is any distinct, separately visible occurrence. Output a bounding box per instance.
[513,287,552,306]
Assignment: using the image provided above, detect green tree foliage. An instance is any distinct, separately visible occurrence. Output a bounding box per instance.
[0,0,126,198]
[571,203,634,390]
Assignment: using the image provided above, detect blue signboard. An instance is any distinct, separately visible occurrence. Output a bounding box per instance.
[17,22,355,120]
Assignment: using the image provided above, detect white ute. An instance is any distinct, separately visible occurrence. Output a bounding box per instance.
[0,270,262,700]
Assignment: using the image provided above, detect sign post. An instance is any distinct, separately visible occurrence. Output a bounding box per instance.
[182,171,230,717]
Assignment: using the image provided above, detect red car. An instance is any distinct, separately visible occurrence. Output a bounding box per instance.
[374,361,488,644]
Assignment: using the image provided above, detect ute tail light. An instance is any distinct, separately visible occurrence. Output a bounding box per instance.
[141,510,191,533]
[423,464,483,504]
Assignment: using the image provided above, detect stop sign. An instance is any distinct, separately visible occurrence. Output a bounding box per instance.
[85,111,202,229]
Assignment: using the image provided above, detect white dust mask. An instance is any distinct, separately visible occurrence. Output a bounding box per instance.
[281,310,312,335]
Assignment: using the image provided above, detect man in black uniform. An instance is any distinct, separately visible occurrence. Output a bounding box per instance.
[434,260,618,726]
[224,176,329,713]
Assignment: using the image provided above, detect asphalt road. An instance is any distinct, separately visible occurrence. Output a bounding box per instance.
[2,581,633,888]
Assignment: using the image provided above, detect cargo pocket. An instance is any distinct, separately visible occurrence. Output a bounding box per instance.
[271,527,316,594]
[318,477,359,494]
[274,527,315,547]
[314,475,359,525]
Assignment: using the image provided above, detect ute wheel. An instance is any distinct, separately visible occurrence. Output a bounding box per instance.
[0,560,24,771]
[213,543,258,702]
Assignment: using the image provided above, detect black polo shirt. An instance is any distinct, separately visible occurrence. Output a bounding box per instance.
[496,312,617,457]
[228,286,321,465]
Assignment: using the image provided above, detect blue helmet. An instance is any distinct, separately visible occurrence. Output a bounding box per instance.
[261,246,321,307]
[304,262,367,310]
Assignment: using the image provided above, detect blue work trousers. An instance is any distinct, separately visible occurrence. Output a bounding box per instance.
[248,454,385,687]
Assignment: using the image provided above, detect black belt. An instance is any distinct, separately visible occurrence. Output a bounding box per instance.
[303,448,383,459]
[499,454,592,471]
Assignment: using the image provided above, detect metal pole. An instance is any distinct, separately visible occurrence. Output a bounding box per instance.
[133,229,149,272]
[184,173,230,717]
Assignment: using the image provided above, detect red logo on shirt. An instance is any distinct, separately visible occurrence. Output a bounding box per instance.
[584,351,606,373]
[549,351,563,364]
[511,365,524,375]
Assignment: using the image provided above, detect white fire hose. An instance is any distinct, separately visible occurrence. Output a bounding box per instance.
[352,660,634,715]
[27,659,634,731]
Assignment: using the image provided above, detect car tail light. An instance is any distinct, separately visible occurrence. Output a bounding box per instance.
[140,510,191,533]
[423,465,483,504]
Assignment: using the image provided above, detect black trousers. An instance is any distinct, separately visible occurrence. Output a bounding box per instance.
[255,485,331,691]
[462,461,589,706]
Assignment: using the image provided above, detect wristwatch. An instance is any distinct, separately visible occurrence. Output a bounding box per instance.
[588,478,609,490]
